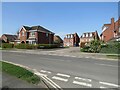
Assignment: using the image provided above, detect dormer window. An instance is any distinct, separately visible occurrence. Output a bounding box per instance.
[71,35,73,38]
[90,33,92,37]
[86,33,88,37]
[83,34,85,37]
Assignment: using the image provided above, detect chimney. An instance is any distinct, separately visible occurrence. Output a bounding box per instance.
[111,18,115,30]
[111,18,114,24]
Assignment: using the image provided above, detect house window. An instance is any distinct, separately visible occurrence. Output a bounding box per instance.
[46,33,48,37]
[30,32,35,36]
[90,33,92,37]
[68,35,70,38]
[119,27,120,32]
[86,33,88,37]
[22,31,25,36]
[83,34,85,37]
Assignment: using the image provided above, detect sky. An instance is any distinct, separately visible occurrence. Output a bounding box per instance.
[2,2,118,39]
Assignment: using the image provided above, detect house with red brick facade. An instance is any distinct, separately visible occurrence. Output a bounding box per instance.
[54,35,63,47]
[64,33,80,47]
[100,18,120,42]
[1,34,17,44]
[15,25,54,44]
[80,31,99,48]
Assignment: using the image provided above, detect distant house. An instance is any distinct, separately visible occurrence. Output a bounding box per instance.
[100,18,120,42]
[1,34,17,44]
[54,35,63,47]
[80,31,99,48]
[64,33,80,47]
[15,25,54,44]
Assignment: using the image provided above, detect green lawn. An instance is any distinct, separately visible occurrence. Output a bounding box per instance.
[1,61,40,84]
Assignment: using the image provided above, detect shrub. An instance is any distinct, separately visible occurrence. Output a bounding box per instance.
[2,43,14,48]
[80,46,90,52]
[89,40,102,53]
[80,40,103,53]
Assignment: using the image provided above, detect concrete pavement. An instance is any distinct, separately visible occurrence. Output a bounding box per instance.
[2,51,119,89]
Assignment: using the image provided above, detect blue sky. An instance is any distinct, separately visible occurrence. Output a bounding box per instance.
[2,2,118,39]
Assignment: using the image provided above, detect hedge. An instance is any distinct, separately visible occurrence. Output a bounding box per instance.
[100,42,120,54]
[2,43,14,48]
[15,44,58,49]
[15,44,36,49]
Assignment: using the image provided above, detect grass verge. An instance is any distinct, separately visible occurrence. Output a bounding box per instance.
[106,55,120,59]
[1,61,40,84]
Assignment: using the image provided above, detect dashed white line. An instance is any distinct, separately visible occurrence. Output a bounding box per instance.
[99,81,119,87]
[75,77,92,82]
[57,73,70,78]
[52,76,68,82]
[100,86,107,88]
[40,70,51,74]
[34,72,47,77]
[73,81,92,87]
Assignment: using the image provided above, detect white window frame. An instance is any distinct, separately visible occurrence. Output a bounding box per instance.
[86,33,88,37]
[119,27,120,32]
[22,31,25,36]
[46,33,49,37]
[83,34,85,37]
[90,33,92,37]
[30,32,35,36]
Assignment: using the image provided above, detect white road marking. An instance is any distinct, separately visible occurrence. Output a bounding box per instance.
[36,73,62,90]
[100,86,107,88]
[75,77,92,82]
[34,72,47,77]
[95,63,118,67]
[56,73,70,78]
[73,81,92,87]
[40,70,51,74]
[52,76,68,82]
[99,81,120,87]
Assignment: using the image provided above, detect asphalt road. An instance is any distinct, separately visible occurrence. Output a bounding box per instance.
[2,51,119,89]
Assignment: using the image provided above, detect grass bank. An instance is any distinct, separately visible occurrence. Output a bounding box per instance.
[106,55,120,59]
[1,61,40,84]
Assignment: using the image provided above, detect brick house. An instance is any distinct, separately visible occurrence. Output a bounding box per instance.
[54,35,63,46]
[64,33,80,47]
[100,18,120,42]
[15,25,54,44]
[1,34,17,44]
[80,31,99,48]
